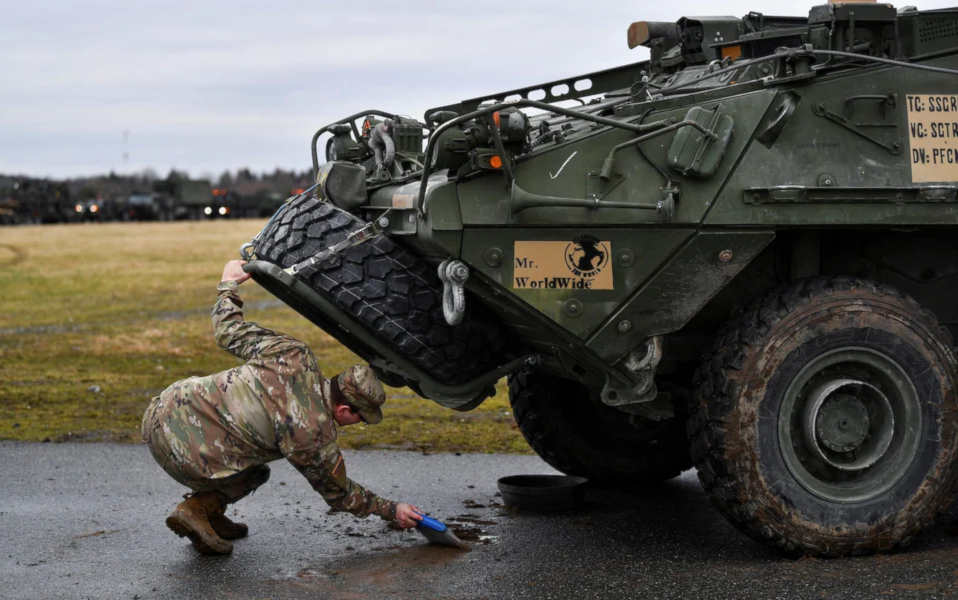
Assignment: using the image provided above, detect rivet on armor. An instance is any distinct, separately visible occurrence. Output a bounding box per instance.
[484,248,503,268]
[563,299,583,318]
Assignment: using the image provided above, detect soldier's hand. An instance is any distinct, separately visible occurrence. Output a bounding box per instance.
[395,503,424,529]
[222,260,251,285]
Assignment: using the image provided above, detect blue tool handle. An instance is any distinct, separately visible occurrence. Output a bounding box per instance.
[414,511,447,532]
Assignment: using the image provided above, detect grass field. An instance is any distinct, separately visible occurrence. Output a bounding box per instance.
[0,220,530,453]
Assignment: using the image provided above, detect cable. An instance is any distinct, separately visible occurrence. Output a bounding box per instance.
[634,108,673,188]
[804,48,958,76]
[656,47,958,99]
[653,54,784,96]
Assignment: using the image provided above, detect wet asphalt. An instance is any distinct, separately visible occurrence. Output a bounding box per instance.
[3,442,958,600]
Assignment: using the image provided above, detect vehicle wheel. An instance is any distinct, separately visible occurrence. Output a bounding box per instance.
[509,368,692,483]
[688,277,958,556]
[252,197,506,385]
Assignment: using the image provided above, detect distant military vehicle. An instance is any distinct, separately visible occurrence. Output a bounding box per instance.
[242,189,288,218]
[12,179,72,223]
[200,188,237,218]
[159,179,213,220]
[0,198,19,225]
[242,3,958,556]
[126,193,162,221]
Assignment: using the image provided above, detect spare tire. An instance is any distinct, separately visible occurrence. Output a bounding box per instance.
[253,197,506,385]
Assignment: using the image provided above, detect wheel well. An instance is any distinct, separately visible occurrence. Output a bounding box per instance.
[663,228,958,379]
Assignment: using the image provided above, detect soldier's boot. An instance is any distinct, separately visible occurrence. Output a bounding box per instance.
[165,492,233,555]
[209,512,248,540]
[205,464,269,540]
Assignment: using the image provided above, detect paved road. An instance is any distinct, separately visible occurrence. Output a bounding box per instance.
[3,442,958,599]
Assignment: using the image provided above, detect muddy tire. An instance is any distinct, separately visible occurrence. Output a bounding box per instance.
[508,368,692,484]
[688,277,958,556]
[253,197,506,385]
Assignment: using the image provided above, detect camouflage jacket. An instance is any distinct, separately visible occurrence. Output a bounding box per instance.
[151,281,396,520]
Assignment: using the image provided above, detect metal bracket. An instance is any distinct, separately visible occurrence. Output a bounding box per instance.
[812,94,902,155]
[658,189,677,220]
[600,336,664,408]
[622,336,663,398]
[437,259,470,326]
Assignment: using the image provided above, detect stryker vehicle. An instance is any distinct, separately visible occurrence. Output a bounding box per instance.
[241,2,958,556]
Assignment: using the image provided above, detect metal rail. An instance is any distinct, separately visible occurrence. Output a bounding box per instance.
[418,99,715,215]
[416,99,687,216]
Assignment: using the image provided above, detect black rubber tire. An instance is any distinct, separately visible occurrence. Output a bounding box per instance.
[688,277,958,557]
[253,197,506,385]
[508,368,692,484]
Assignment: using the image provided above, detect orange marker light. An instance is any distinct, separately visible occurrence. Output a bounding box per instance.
[492,111,501,127]
[721,45,742,61]
[489,155,503,169]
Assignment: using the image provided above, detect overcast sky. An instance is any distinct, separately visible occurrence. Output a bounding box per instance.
[2,1,955,179]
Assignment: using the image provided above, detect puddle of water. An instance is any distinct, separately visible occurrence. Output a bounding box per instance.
[286,544,469,597]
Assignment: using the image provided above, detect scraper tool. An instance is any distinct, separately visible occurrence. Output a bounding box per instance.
[414,511,471,551]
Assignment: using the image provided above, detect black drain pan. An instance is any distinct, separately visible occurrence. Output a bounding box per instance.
[497,475,588,511]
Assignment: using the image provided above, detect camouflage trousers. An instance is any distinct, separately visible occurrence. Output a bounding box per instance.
[142,395,270,504]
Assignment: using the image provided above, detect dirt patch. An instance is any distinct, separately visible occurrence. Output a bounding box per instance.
[0,244,25,268]
[73,529,121,539]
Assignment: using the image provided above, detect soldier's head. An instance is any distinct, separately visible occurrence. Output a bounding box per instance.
[330,365,386,426]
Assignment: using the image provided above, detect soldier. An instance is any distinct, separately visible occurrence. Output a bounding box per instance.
[141,259,422,555]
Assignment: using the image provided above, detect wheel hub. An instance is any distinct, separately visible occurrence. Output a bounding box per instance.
[816,393,869,453]
[779,347,921,503]
[801,378,895,471]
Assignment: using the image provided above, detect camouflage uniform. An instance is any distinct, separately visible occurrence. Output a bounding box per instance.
[141,281,397,521]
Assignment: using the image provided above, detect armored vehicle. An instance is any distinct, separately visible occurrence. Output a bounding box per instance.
[164,179,212,220]
[241,2,958,556]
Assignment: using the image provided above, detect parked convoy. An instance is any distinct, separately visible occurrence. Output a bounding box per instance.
[0,175,307,224]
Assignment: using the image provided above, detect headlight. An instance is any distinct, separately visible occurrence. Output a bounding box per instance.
[218,206,227,215]
[90,204,99,213]
[204,206,212,215]
[75,204,83,213]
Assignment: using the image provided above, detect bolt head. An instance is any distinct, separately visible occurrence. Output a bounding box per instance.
[718,250,733,263]
[484,248,503,267]
[563,299,583,317]
[617,320,632,333]
[377,217,390,228]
